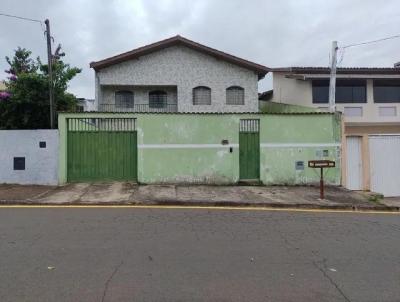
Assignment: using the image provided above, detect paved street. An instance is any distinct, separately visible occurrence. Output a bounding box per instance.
[0,207,399,302]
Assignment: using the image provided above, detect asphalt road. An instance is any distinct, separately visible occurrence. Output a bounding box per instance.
[0,207,399,302]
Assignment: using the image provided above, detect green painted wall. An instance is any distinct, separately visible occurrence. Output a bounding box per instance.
[58,113,341,185]
[260,101,320,113]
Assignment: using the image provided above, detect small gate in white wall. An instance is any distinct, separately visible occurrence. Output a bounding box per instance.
[346,136,363,190]
[369,135,400,197]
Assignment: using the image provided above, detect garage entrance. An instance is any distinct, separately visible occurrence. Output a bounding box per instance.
[67,118,137,182]
[369,135,400,197]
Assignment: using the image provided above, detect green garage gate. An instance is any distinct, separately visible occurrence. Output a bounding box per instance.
[67,118,137,182]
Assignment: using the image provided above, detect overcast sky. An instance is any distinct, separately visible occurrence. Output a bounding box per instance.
[1,0,399,98]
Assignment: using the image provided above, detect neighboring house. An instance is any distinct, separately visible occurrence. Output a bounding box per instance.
[90,35,270,113]
[76,98,95,112]
[264,66,400,196]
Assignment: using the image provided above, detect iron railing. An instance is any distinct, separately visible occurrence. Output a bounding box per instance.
[239,119,260,132]
[67,118,136,131]
[98,103,178,113]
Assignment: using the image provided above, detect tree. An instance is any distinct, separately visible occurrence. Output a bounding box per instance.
[0,47,81,129]
[5,47,38,75]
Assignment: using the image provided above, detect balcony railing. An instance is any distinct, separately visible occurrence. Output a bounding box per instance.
[98,103,178,113]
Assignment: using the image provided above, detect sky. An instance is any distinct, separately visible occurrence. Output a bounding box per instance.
[1,0,399,99]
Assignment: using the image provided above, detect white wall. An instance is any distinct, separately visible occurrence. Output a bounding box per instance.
[96,45,259,112]
[0,130,59,185]
[270,72,313,105]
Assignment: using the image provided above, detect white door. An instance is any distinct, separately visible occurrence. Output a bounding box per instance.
[369,135,400,197]
[346,136,363,190]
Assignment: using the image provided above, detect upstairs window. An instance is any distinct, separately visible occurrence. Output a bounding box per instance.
[149,90,167,108]
[312,79,367,103]
[312,80,329,103]
[373,79,400,103]
[115,91,134,108]
[193,86,211,105]
[226,86,244,105]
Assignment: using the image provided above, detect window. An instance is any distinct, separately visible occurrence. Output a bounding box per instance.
[193,86,211,105]
[149,90,167,108]
[312,79,367,103]
[373,79,400,103]
[115,91,134,108]
[39,141,46,148]
[226,86,244,105]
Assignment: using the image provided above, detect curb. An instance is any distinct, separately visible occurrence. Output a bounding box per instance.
[0,199,399,212]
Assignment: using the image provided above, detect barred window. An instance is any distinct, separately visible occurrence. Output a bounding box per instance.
[226,86,244,105]
[193,86,211,105]
[115,91,134,108]
[149,90,167,108]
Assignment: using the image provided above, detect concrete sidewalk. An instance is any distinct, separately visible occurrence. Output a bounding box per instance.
[0,182,398,210]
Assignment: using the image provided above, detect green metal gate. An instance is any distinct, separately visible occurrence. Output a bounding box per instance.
[239,119,260,180]
[67,118,137,182]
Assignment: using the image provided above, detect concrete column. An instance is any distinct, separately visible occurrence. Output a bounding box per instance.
[361,134,370,191]
[341,121,347,187]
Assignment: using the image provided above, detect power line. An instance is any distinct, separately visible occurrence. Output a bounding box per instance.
[342,34,400,49]
[0,12,42,24]
[335,33,400,66]
[0,12,45,31]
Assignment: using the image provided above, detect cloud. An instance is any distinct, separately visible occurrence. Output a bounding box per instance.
[1,0,399,97]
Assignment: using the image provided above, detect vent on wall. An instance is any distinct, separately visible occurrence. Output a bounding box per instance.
[13,157,25,170]
[295,161,304,170]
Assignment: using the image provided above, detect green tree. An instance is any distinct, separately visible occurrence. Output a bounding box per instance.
[0,47,81,129]
[5,47,38,75]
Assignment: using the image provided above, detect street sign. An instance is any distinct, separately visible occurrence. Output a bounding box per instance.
[308,160,335,168]
[308,160,336,199]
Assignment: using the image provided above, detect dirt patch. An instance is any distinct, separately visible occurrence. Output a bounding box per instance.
[0,184,55,201]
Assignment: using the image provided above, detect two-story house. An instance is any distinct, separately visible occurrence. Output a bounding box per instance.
[90,35,269,113]
[262,66,400,196]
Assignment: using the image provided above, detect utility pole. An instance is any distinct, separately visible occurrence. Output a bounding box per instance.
[45,19,54,129]
[328,41,338,112]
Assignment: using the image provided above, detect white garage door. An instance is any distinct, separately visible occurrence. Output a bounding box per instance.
[369,135,400,197]
[346,136,363,190]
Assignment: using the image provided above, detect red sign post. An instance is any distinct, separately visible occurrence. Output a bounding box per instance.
[308,160,336,199]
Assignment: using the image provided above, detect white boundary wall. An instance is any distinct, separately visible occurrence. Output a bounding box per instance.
[0,130,59,185]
